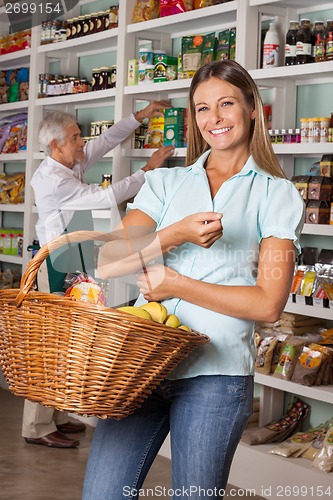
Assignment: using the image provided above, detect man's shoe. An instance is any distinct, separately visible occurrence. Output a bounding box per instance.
[56,421,86,434]
[25,431,79,448]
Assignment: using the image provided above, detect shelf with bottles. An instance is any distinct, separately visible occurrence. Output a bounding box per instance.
[38,28,119,57]
[127,1,238,36]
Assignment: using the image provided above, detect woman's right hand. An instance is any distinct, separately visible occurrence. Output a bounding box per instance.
[174,212,223,248]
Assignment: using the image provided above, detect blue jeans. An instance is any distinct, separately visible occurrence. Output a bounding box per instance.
[82,375,253,500]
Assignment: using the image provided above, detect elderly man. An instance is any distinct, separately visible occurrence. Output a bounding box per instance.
[22,100,174,448]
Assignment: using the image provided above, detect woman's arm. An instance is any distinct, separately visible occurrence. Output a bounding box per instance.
[98,209,223,279]
[136,237,296,324]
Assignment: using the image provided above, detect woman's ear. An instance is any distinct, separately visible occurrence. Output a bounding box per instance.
[251,108,256,120]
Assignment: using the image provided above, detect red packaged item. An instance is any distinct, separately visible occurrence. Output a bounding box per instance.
[160,0,187,16]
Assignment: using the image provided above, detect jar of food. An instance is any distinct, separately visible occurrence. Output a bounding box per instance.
[99,67,111,89]
[300,117,309,143]
[76,16,85,37]
[110,65,117,87]
[66,19,73,40]
[326,20,333,61]
[89,13,98,34]
[82,15,90,37]
[108,5,118,29]
[95,12,104,33]
[101,174,112,188]
[320,117,330,142]
[91,68,100,91]
[80,78,89,93]
[71,17,79,39]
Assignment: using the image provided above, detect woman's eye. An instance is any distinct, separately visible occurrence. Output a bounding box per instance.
[222,101,233,107]
[196,106,208,112]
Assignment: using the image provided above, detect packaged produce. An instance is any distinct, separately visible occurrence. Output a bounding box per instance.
[65,273,107,306]
[0,173,25,204]
[201,32,216,64]
[273,336,305,380]
[255,336,278,375]
[132,0,160,23]
[312,425,333,472]
[154,55,178,82]
[215,29,230,61]
[147,115,164,148]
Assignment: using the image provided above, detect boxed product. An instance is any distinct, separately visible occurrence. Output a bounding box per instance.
[163,107,185,147]
[154,55,178,82]
[291,175,310,200]
[307,176,331,202]
[320,155,333,177]
[305,200,330,225]
[146,116,165,148]
[128,59,139,85]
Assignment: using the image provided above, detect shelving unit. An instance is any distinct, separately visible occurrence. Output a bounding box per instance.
[0,0,332,495]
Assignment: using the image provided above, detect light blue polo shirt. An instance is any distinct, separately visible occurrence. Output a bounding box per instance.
[128,151,305,378]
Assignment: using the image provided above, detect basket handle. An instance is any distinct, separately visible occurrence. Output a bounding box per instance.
[15,230,118,307]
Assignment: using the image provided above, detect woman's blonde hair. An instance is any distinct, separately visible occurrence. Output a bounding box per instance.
[186,60,285,178]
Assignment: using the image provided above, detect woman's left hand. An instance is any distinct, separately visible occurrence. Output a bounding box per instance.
[136,264,180,302]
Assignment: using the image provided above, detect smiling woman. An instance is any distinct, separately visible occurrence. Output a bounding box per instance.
[82,60,305,500]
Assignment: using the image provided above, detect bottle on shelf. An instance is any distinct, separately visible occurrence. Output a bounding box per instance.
[326,20,333,61]
[285,20,299,66]
[313,20,326,62]
[296,19,313,64]
[262,22,280,68]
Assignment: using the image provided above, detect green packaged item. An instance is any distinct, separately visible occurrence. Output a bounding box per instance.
[181,35,204,78]
[163,108,185,147]
[201,32,216,65]
[154,55,178,83]
[215,29,230,61]
[229,28,236,61]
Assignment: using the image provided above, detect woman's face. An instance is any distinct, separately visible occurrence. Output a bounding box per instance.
[193,77,255,154]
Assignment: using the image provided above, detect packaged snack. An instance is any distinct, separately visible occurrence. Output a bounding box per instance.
[229,28,236,60]
[201,32,216,65]
[215,29,230,61]
[312,425,333,472]
[132,0,160,23]
[65,273,107,306]
[163,107,185,147]
[148,115,164,148]
[270,421,331,458]
[181,35,204,78]
[242,398,309,446]
[273,336,305,380]
[255,336,278,375]
[160,0,187,16]
[291,345,324,386]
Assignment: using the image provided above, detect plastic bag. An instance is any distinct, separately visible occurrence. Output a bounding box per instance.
[132,0,160,23]
[160,0,186,16]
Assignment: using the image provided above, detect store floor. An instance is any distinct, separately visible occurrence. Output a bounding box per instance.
[0,388,264,500]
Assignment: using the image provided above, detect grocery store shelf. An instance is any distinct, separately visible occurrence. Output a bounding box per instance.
[274,142,333,156]
[0,153,27,162]
[0,101,29,112]
[0,48,31,69]
[302,224,333,236]
[123,148,187,158]
[250,61,333,85]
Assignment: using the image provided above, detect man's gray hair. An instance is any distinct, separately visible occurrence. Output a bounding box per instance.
[38,111,77,156]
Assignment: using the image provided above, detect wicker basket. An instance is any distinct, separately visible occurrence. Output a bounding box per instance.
[0,230,209,419]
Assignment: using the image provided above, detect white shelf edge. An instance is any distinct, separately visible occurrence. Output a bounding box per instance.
[123,148,187,158]
[0,204,25,212]
[0,48,31,65]
[0,254,23,265]
[254,373,333,404]
[230,441,333,497]
[250,61,333,83]
[302,223,333,236]
[0,101,29,112]
[249,0,333,11]
[0,153,27,161]
[91,210,112,219]
[274,143,333,156]
[37,29,118,56]
[125,79,191,96]
[35,89,116,106]
[127,1,238,35]
[284,301,333,321]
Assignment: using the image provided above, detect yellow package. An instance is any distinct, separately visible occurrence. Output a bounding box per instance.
[149,116,164,148]
[132,0,159,23]
[301,270,317,296]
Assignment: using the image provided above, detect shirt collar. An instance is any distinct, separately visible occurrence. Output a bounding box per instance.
[191,150,274,180]
[47,156,81,178]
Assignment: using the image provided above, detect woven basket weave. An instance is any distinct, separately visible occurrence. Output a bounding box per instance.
[0,230,209,419]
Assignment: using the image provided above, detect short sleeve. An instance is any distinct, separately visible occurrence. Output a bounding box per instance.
[259,178,305,255]
[127,169,168,224]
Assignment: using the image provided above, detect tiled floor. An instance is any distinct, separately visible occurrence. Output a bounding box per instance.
[0,388,263,499]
